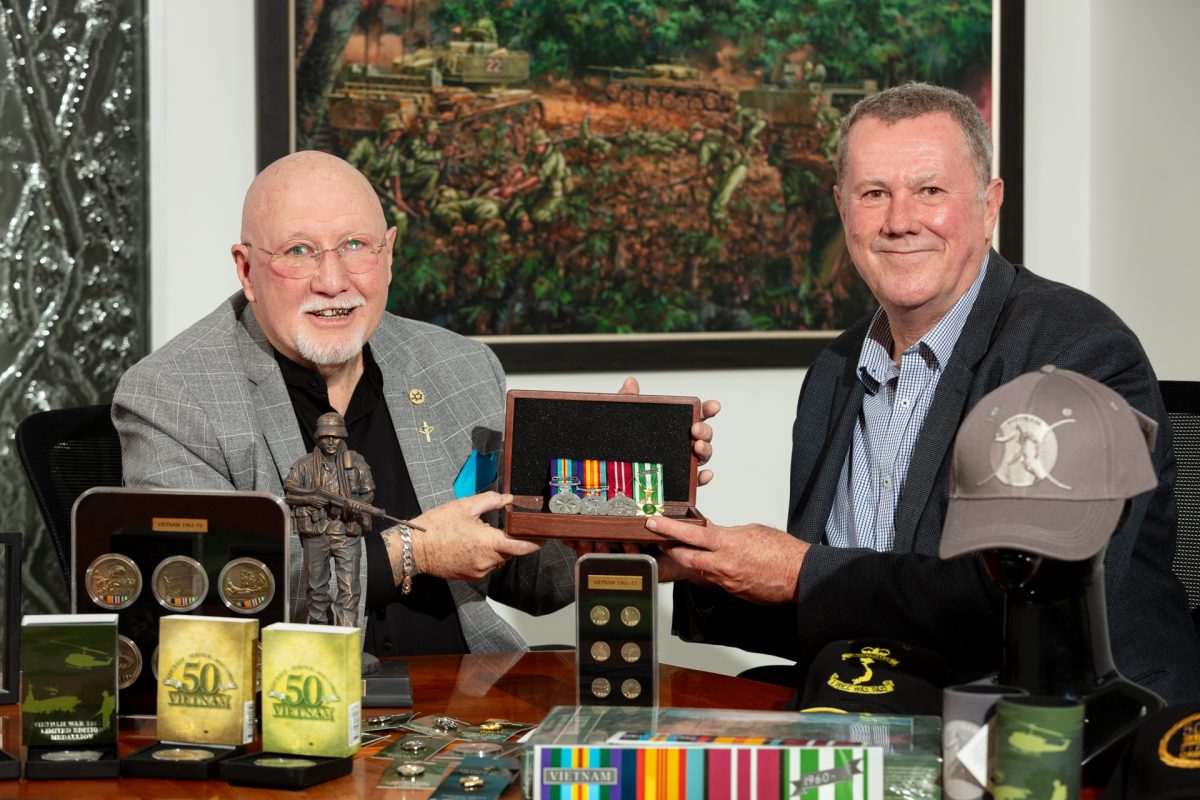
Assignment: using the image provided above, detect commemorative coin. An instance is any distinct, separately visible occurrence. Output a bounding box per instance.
[620,606,641,627]
[620,642,641,663]
[589,604,611,626]
[41,749,105,762]
[152,555,208,611]
[217,557,274,614]
[151,747,214,762]
[255,757,317,768]
[591,677,612,699]
[85,553,141,610]
[590,641,611,662]
[621,678,642,699]
[117,634,142,688]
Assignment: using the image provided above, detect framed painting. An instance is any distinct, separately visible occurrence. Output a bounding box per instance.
[256,0,1024,372]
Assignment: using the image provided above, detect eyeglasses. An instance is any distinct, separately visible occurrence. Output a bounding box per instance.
[242,230,392,278]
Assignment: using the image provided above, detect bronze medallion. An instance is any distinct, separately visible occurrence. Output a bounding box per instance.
[255,757,318,768]
[590,641,612,662]
[589,604,611,626]
[621,678,642,699]
[151,747,214,762]
[152,555,208,611]
[117,634,142,689]
[41,749,105,762]
[397,763,425,778]
[620,642,641,663]
[217,557,274,614]
[85,553,142,610]
[620,606,641,627]
[591,677,612,699]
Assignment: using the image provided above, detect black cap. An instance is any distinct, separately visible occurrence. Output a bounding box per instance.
[1106,701,1200,799]
[798,638,959,716]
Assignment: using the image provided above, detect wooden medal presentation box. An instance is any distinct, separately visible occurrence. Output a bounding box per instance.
[502,390,706,544]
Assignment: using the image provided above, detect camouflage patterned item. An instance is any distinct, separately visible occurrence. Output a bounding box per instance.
[991,696,1084,800]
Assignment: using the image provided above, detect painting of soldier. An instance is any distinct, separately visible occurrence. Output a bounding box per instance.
[285,1,994,337]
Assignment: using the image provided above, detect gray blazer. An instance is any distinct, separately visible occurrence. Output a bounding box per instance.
[114,292,574,652]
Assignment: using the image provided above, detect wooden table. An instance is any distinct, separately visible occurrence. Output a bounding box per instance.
[0,651,793,798]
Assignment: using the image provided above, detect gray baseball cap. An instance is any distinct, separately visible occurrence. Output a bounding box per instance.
[941,365,1158,561]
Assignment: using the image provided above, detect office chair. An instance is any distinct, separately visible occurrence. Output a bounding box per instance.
[1159,380,1200,637]
[15,404,124,593]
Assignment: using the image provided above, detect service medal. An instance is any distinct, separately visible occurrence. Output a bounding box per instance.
[85,553,141,610]
[152,555,208,611]
[217,557,274,614]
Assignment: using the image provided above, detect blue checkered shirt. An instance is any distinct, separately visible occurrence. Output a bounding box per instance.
[824,258,989,551]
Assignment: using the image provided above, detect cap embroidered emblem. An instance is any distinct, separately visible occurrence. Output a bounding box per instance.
[1158,711,1200,768]
[985,413,1075,489]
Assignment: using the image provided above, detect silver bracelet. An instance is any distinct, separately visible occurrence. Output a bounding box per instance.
[400,524,415,595]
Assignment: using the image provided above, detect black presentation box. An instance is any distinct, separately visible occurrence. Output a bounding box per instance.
[502,390,705,544]
[220,751,353,790]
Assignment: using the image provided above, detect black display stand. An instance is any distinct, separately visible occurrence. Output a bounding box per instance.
[364,659,413,707]
[220,751,353,789]
[576,554,658,707]
[121,741,244,779]
[0,750,18,780]
[23,745,120,780]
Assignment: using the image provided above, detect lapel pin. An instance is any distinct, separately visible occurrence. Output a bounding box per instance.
[417,421,436,443]
[408,388,426,405]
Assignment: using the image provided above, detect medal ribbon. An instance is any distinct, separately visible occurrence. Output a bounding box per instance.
[549,458,584,496]
[633,462,664,515]
[607,460,632,499]
[581,459,607,494]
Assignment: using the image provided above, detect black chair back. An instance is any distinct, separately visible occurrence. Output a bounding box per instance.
[1159,380,1200,637]
[15,404,123,592]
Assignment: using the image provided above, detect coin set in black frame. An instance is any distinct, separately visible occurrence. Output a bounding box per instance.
[71,489,290,716]
[575,553,657,707]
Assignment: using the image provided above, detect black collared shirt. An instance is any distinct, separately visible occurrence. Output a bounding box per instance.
[276,345,468,655]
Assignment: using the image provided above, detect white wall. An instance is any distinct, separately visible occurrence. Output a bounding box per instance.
[148,1,1200,675]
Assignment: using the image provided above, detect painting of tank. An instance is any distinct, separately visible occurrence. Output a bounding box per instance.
[286,1,995,353]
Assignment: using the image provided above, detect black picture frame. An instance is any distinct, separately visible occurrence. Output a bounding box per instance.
[0,531,21,705]
[255,0,1024,373]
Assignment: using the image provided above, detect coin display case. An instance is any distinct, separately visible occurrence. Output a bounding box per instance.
[71,488,291,715]
[220,751,353,790]
[0,532,20,706]
[120,741,244,780]
[502,391,705,543]
[575,554,657,707]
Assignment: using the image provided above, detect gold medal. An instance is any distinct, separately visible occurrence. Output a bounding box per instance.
[621,678,642,699]
[589,604,611,626]
[591,677,612,699]
[117,634,142,689]
[152,555,208,611]
[85,553,141,610]
[151,747,214,762]
[620,606,641,627]
[255,757,318,768]
[620,641,641,663]
[590,641,612,662]
[217,557,274,614]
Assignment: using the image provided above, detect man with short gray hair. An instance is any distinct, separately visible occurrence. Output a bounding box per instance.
[652,82,1200,702]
